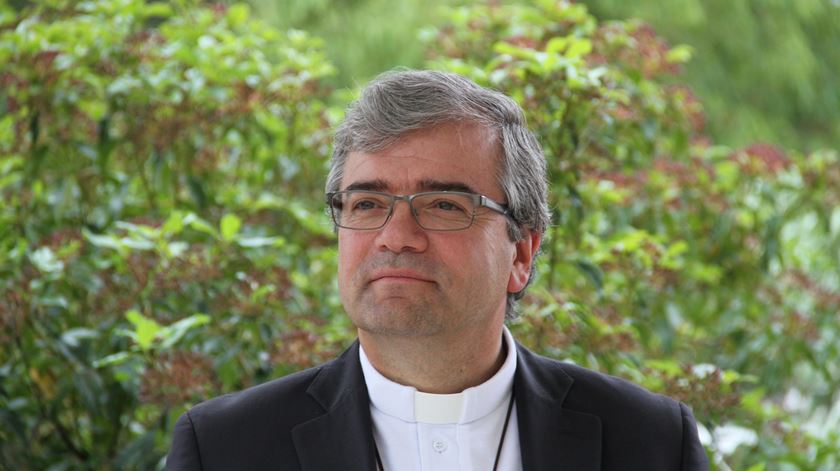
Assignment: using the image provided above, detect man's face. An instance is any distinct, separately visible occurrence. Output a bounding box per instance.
[336,122,534,340]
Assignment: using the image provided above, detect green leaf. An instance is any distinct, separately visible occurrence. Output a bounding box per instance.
[740,388,767,416]
[0,115,16,145]
[119,237,155,251]
[713,160,740,191]
[493,41,535,60]
[286,201,333,236]
[645,359,682,376]
[162,211,186,235]
[30,247,64,274]
[93,351,132,368]
[126,310,162,351]
[183,213,219,237]
[220,213,242,241]
[237,236,285,248]
[83,229,123,251]
[141,2,173,19]
[79,99,107,121]
[665,44,693,64]
[61,328,99,348]
[250,284,275,303]
[159,313,211,349]
[565,38,592,58]
[545,37,569,54]
[165,241,189,258]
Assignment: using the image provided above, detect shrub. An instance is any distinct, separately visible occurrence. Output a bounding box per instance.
[0,1,343,468]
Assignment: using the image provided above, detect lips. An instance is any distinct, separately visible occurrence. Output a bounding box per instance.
[370,270,435,284]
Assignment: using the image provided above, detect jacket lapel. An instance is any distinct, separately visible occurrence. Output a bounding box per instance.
[515,343,602,471]
[291,342,378,471]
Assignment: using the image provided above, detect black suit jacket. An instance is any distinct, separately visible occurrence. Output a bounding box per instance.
[167,341,709,470]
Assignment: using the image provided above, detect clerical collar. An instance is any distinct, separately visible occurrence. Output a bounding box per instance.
[359,327,518,425]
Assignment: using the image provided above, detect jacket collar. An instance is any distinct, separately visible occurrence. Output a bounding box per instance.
[290,339,603,471]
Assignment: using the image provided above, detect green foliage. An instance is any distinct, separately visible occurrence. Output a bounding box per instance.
[0,1,345,468]
[1,0,838,470]
[245,0,462,87]
[582,0,840,151]
[245,0,840,151]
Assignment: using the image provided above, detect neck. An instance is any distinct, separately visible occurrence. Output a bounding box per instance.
[358,323,506,394]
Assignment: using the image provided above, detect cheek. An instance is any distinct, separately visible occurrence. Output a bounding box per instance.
[481,234,518,284]
[441,232,514,283]
[337,233,368,282]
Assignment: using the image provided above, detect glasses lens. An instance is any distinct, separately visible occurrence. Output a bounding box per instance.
[331,191,392,229]
[413,192,475,230]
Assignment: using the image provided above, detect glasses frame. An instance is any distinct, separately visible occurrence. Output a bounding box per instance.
[326,190,513,231]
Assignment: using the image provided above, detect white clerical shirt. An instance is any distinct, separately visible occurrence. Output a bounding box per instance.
[359,327,523,471]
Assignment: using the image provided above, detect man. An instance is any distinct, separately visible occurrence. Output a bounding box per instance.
[166,70,709,470]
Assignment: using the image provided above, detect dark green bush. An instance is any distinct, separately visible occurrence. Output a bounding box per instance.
[1,1,343,468]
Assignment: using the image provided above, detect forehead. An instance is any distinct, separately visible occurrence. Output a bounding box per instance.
[341,122,502,197]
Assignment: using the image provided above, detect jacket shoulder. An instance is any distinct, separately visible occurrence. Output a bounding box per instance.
[520,346,683,423]
[187,363,327,430]
[564,361,680,419]
[168,359,340,470]
[167,342,369,470]
[516,345,708,470]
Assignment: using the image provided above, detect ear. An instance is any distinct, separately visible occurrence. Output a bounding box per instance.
[507,229,542,293]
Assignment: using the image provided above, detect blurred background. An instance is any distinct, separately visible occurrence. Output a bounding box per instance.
[250,0,840,151]
[1,0,838,469]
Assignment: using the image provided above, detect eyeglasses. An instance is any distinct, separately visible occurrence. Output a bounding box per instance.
[326,190,512,231]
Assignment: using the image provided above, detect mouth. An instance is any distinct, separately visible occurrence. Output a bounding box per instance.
[370,270,435,284]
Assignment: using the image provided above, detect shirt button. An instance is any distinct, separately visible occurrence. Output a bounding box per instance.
[432,439,448,453]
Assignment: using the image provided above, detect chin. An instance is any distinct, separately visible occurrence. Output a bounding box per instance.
[350,305,447,338]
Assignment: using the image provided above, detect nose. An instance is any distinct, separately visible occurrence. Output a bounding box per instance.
[375,199,429,254]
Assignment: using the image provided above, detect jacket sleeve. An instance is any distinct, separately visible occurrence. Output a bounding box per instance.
[680,403,709,471]
[166,411,203,471]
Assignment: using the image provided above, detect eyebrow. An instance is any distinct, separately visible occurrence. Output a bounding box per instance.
[344,179,389,192]
[343,179,479,195]
[418,179,478,194]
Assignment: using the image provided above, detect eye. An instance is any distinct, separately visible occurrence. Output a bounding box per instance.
[435,200,460,211]
[353,199,379,210]
[426,197,469,214]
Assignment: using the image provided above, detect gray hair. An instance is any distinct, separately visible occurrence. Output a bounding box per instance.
[326,70,550,319]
